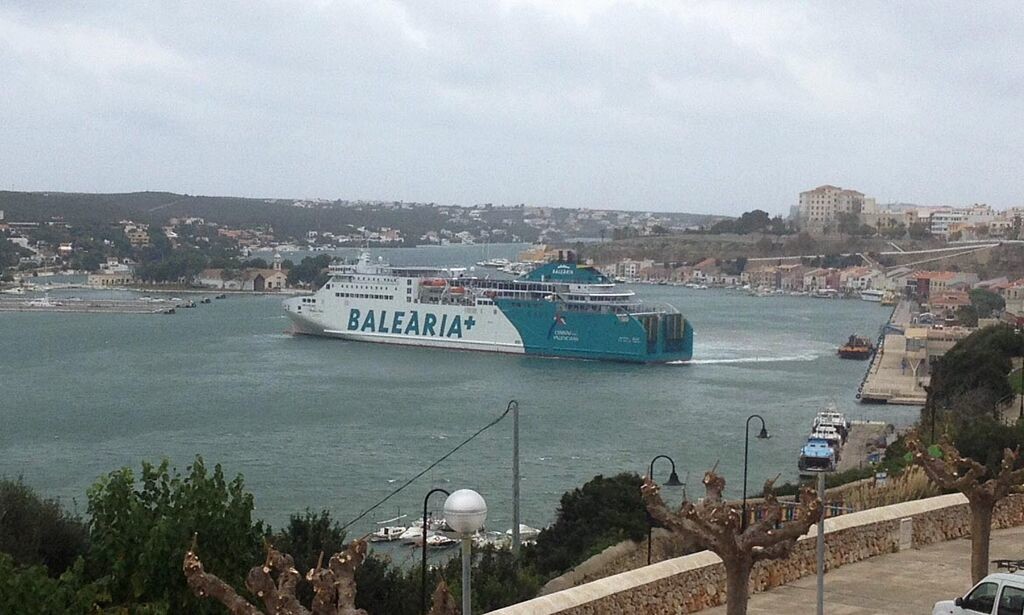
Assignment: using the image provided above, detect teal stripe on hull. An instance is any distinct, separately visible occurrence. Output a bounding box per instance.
[496,299,693,364]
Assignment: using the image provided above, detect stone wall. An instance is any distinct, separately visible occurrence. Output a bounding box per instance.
[539,529,697,595]
[487,493,1024,614]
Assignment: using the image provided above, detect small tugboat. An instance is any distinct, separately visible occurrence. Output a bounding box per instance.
[837,335,875,360]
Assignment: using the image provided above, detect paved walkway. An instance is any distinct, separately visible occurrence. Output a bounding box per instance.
[703,526,1024,614]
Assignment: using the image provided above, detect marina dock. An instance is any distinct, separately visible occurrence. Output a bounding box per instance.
[857,300,928,405]
[0,298,176,314]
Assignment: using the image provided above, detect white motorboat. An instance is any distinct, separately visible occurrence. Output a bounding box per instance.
[369,526,407,542]
[505,524,541,541]
[425,534,457,549]
[860,289,884,302]
[399,526,424,543]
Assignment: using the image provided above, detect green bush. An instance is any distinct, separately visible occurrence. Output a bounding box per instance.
[86,457,264,613]
[0,554,113,615]
[0,478,89,576]
[525,472,649,577]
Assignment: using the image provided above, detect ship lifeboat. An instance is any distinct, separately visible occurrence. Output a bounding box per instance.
[421,279,447,287]
[449,287,466,294]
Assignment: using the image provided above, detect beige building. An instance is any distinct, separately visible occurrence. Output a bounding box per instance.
[88,272,135,287]
[798,185,876,232]
[124,223,151,248]
[196,268,287,291]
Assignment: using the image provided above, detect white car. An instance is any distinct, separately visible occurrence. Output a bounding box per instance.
[933,573,1024,614]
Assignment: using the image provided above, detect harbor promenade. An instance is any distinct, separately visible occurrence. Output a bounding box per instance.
[859,300,928,405]
[703,525,1024,614]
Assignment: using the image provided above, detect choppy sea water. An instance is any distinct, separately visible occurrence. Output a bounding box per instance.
[1,244,916,555]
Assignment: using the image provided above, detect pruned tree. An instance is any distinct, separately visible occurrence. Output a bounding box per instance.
[641,468,822,615]
[427,578,458,615]
[183,536,369,615]
[907,432,1024,583]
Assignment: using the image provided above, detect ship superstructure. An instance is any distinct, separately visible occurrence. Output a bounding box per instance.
[283,251,693,363]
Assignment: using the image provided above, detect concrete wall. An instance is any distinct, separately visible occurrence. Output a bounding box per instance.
[488,493,1024,614]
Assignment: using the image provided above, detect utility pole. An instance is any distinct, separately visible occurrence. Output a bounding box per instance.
[511,400,521,558]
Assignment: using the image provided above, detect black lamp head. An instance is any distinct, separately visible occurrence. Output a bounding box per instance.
[665,470,684,487]
[757,426,770,439]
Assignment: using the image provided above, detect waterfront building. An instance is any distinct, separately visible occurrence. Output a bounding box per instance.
[840,266,881,291]
[797,185,876,233]
[777,264,807,291]
[909,271,979,300]
[803,268,840,291]
[614,258,655,280]
[195,267,287,291]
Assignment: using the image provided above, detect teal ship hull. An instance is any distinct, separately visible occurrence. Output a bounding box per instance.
[496,299,694,363]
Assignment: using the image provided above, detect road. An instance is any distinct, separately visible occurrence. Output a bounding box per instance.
[703,525,1024,614]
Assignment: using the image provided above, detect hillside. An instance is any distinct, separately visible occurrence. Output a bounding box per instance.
[0,191,723,246]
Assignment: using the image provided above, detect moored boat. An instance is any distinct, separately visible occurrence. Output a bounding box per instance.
[860,289,884,302]
[838,335,874,360]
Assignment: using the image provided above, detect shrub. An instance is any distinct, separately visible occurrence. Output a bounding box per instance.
[0,478,89,576]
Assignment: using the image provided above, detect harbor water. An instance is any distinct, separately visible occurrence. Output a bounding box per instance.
[1,245,917,558]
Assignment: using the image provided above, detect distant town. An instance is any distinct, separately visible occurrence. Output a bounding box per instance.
[0,186,1022,329]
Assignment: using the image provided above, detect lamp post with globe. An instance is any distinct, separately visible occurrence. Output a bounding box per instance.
[444,489,488,615]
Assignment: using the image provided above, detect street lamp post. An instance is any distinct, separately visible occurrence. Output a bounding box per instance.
[421,488,450,615]
[444,489,488,615]
[741,414,770,531]
[646,455,683,565]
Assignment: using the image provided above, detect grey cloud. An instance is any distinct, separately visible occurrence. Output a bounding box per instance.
[0,1,1021,213]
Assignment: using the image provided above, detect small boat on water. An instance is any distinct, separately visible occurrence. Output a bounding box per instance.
[399,526,424,544]
[838,335,875,360]
[813,403,850,440]
[798,438,838,473]
[798,405,847,473]
[505,524,541,543]
[370,526,407,542]
[425,534,458,549]
[860,289,884,302]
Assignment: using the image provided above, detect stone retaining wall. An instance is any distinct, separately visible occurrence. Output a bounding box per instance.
[488,493,1024,614]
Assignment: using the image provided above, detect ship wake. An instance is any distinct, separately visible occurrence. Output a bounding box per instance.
[670,352,821,365]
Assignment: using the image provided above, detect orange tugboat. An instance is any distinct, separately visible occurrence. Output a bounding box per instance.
[838,335,875,360]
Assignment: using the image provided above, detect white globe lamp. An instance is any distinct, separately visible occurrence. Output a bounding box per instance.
[444,489,488,614]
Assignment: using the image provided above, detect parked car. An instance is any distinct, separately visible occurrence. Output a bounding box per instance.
[932,572,1024,614]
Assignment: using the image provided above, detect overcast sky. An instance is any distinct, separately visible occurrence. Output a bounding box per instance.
[1,1,1021,215]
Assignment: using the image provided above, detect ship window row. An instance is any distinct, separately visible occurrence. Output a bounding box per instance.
[340,285,393,290]
[335,292,394,300]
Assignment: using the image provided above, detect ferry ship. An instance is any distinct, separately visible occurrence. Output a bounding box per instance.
[283,251,694,363]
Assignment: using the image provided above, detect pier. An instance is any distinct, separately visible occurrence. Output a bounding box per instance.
[857,300,928,405]
[835,421,892,473]
[0,298,175,314]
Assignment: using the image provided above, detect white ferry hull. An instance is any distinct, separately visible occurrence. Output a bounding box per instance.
[284,297,527,355]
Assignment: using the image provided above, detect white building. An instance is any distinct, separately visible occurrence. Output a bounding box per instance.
[929,205,996,238]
